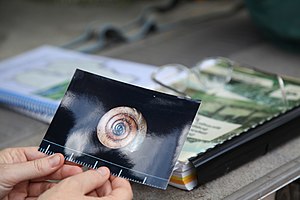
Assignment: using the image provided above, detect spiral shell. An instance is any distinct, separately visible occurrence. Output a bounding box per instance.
[97,106,147,151]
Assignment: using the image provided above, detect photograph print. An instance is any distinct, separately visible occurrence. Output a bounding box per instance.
[39,69,200,189]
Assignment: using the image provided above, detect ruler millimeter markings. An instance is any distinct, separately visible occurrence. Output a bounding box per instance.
[39,139,169,189]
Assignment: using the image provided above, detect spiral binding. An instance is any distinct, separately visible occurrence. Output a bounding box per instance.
[0,89,57,123]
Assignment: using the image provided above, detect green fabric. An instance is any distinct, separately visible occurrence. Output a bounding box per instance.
[245,0,300,51]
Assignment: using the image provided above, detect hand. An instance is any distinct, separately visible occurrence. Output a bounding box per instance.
[38,166,133,200]
[0,147,82,199]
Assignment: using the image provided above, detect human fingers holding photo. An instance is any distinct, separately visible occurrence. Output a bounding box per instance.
[38,167,133,200]
[0,147,82,199]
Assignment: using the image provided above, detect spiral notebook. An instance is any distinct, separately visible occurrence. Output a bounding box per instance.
[0,45,158,123]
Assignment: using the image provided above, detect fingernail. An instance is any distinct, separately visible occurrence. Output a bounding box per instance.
[97,167,109,176]
[48,154,61,167]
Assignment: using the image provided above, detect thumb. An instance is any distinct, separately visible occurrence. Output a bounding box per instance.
[5,153,64,184]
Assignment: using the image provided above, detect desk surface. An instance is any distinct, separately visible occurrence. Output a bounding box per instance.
[1,1,300,199]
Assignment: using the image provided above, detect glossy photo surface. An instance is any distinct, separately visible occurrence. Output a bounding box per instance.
[39,69,200,189]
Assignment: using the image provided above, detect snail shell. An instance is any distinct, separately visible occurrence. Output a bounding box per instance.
[97,106,147,151]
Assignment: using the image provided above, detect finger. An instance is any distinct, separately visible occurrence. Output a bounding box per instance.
[59,167,110,194]
[87,180,112,197]
[87,191,98,197]
[3,153,64,185]
[107,177,133,200]
[43,164,83,180]
[27,181,56,197]
[0,147,46,164]
[32,164,83,181]
[64,160,82,167]
[93,176,132,200]
[7,181,27,199]
[95,179,112,197]
[21,147,48,161]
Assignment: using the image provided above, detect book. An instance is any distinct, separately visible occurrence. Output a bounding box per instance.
[155,58,300,190]
[0,45,158,123]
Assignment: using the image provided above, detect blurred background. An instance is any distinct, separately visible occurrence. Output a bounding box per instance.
[1,0,300,66]
[1,0,300,75]
[0,0,299,199]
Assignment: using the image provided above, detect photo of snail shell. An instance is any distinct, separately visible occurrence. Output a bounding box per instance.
[97,106,147,151]
[41,69,200,189]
